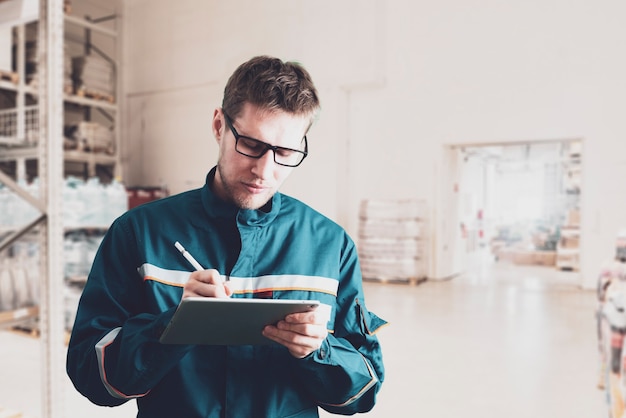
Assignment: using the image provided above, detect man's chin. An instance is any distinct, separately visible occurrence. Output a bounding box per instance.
[236,194,273,211]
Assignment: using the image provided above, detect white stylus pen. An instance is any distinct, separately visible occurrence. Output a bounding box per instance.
[174,241,204,271]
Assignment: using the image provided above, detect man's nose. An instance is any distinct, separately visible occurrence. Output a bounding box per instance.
[252,150,275,179]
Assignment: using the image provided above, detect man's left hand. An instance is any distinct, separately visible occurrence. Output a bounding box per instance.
[262,309,329,358]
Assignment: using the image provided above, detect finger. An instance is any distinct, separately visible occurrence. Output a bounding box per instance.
[284,310,328,326]
[277,321,328,339]
[262,325,324,358]
[211,282,230,298]
[183,284,229,299]
[223,282,233,297]
[183,269,229,299]
[190,269,224,285]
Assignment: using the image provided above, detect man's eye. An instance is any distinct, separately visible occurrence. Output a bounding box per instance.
[240,138,264,151]
[275,148,295,157]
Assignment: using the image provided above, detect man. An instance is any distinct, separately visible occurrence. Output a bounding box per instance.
[67,55,386,418]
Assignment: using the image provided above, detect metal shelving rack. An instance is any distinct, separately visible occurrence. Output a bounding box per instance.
[0,1,122,416]
[0,23,120,179]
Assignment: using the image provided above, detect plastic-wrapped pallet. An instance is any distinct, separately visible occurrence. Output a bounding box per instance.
[64,121,115,154]
[72,54,115,100]
[0,253,38,312]
[358,199,428,284]
[27,44,74,96]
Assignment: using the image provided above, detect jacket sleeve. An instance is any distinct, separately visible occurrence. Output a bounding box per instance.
[294,239,387,415]
[66,216,192,406]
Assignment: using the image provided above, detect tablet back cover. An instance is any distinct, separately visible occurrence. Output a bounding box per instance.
[159,298,319,345]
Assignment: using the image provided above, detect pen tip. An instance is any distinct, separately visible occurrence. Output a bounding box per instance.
[174,241,183,251]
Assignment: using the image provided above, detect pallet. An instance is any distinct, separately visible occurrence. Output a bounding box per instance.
[75,87,115,103]
[10,324,39,339]
[364,276,427,286]
[0,70,19,84]
[9,323,72,346]
[0,407,22,418]
[0,306,38,329]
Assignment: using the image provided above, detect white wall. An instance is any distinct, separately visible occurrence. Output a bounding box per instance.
[0,27,11,72]
[122,0,626,288]
[122,0,382,221]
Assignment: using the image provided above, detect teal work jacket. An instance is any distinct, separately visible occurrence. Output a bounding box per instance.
[67,168,386,418]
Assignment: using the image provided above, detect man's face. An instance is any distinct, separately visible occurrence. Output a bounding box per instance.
[211,102,310,210]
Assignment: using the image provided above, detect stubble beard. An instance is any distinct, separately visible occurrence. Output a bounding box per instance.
[216,161,273,210]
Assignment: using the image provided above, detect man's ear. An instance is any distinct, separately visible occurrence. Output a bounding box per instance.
[212,108,223,143]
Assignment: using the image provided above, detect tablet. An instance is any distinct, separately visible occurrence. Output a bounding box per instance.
[159,297,320,345]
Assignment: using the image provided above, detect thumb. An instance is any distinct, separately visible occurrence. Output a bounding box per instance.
[224,282,234,297]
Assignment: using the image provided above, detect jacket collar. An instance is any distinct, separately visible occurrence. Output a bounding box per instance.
[201,167,281,227]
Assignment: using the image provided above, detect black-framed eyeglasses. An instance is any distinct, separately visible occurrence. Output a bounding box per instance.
[223,112,308,167]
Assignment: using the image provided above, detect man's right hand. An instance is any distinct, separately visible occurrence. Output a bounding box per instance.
[182,269,232,299]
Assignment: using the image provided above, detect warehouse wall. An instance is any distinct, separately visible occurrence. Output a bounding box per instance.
[122,1,382,225]
[121,0,626,289]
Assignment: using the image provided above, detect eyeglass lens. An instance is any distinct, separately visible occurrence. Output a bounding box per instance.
[236,137,306,166]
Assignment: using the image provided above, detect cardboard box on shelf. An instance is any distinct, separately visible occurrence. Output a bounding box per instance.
[560,235,580,249]
[566,209,580,227]
[513,251,535,265]
[534,251,557,266]
[556,250,579,270]
[511,250,556,267]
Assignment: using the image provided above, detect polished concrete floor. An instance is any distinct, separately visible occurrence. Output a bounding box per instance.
[352,257,607,418]
[0,255,607,417]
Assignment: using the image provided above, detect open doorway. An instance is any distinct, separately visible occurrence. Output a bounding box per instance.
[437,139,582,284]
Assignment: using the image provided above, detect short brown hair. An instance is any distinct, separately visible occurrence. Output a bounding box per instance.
[222,56,320,124]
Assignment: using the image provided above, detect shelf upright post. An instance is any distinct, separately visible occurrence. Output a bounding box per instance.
[16,24,26,181]
[37,0,66,417]
[114,0,122,181]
